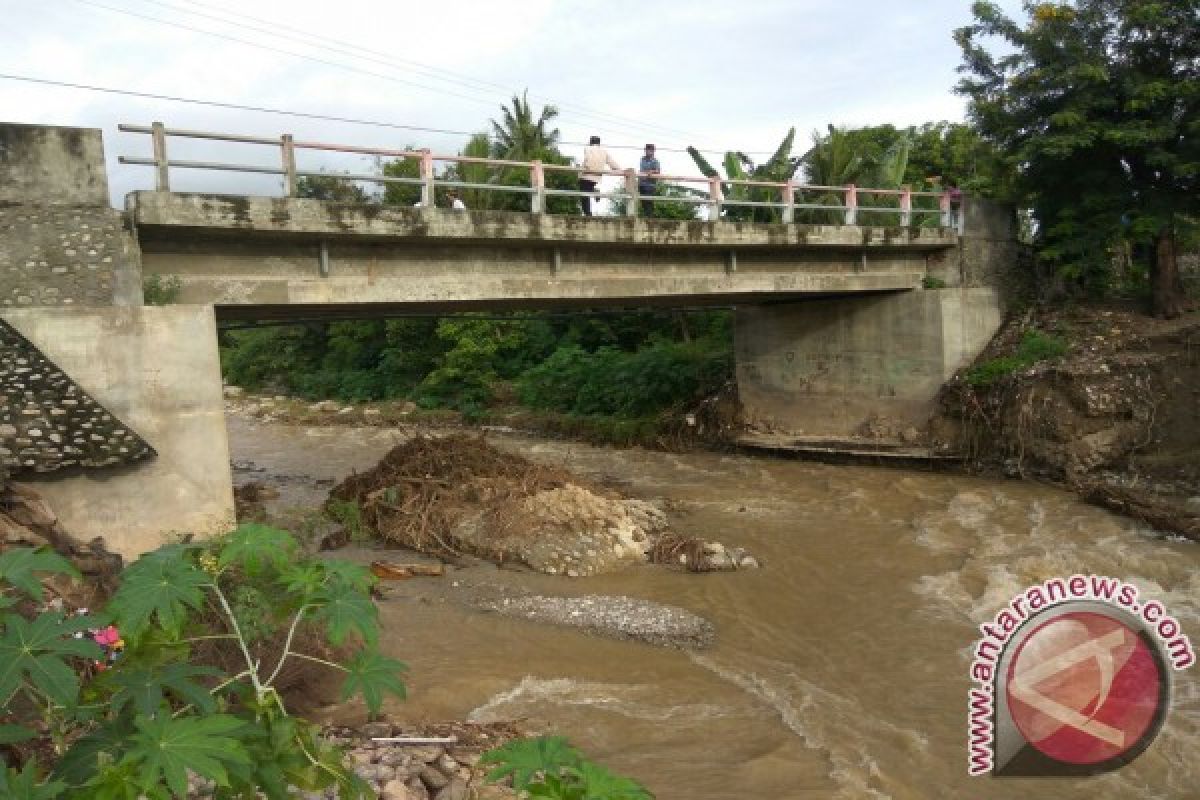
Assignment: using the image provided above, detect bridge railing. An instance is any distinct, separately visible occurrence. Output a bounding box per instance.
[118,122,956,228]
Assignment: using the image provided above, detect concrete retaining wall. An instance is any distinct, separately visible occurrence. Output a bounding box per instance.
[1,306,234,558]
[735,288,1003,437]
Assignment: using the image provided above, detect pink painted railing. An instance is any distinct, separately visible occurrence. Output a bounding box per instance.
[118,122,956,227]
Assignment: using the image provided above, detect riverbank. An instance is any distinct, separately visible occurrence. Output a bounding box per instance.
[930,304,1200,538]
[221,381,741,452]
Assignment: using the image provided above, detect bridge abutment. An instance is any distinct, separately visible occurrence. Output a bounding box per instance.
[733,196,1016,442]
[1,122,233,557]
[735,287,1002,438]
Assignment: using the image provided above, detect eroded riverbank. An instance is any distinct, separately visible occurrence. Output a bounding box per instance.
[227,413,1200,799]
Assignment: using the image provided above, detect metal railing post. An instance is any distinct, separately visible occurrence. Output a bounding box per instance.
[900,186,912,226]
[531,160,545,214]
[708,177,722,220]
[844,184,857,225]
[281,134,297,197]
[420,149,435,207]
[625,169,639,218]
[151,121,169,191]
[782,181,795,224]
[939,192,952,229]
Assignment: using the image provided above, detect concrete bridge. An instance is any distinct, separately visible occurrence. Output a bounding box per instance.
[0,122,1016,555]
[132,191,957,317]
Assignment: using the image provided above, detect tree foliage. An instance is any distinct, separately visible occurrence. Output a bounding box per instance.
[295,172,372,203]
[687,129,800,222]
[222,311,732,419]
[956,0,1199,314]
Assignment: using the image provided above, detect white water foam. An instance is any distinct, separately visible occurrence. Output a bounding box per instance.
[466,676,737,725]
[909,488,1200,796]
[688,653,932,800]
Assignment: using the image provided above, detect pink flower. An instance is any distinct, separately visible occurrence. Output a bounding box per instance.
[93,626,120,647]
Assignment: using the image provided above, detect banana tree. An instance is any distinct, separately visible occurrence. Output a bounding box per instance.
[687,128,799,222]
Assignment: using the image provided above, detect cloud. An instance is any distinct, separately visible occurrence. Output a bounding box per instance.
[0,0,1026,204]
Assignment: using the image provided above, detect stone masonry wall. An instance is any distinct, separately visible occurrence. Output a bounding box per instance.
[0,319,154,476]
[0,123,140,307]
[0,205,127,307]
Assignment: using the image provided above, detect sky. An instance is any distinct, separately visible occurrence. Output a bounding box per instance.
[1,0,1029,206]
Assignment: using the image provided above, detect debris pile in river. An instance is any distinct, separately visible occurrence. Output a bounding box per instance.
[326,434,665,575]
[649,533,762,571]
[328,434,760,576]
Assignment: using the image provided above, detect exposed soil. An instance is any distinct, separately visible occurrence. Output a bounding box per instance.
[0,481,123,606]
[931,305,1200,538]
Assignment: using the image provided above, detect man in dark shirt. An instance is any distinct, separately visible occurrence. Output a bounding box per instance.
[638,144,661,218]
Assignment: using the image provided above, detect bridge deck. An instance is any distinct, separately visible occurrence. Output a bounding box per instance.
[129,193,959,313]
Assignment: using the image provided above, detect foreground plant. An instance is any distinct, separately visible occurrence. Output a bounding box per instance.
[0,524,406,798]
[482,735,654,800]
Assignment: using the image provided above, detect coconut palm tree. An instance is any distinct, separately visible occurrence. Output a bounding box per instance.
[800,125,867,188]
[489,91,561,161]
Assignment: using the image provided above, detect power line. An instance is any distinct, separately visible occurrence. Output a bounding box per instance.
[141,0,711,145]
[69,0,711,149]
[0,72,735,155]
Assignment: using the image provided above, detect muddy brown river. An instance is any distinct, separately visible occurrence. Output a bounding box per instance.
[227,416,1199,799]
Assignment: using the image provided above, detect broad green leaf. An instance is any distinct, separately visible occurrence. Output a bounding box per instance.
[68,764,142,800]
[106,662,223,717]
[339,650,406,714]
[53,715,136,786]
[575,760,655,800]
[277,563,324,601]
[108,547,208,637]
[320,559,374,593]
[0,761,67,799]
[119,713,250,797]
[0,613,101,705]
[218,524,298,575]
[312,579,378,647]
[482,736,582,790]
[0,548,79,600]
[528,772,585,799]
[0,723,35,744]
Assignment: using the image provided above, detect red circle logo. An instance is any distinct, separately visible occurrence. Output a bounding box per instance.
[1005,611,1164,765]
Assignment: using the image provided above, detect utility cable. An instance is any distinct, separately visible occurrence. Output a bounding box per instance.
[137,0,713,145]
[69,0,705,148]
[0,72,732,155]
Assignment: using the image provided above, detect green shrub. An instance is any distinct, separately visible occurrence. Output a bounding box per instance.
[0,526,406,798]
[1015,329,1068,362]
[922,274,947,289]
[142,274,182,305]
[966,329,1067,386]
[326,499,368,542]
[518,339,732,418]
[482,735,653,799]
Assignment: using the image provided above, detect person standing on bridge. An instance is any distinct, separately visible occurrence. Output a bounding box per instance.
[579,136,620,217]
[638,144,661,218]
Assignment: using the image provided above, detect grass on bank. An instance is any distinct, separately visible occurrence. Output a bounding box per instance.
[966,329,1068,386]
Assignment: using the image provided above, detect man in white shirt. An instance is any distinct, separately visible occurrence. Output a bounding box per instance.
[447,189,467,210]
[579,136,619,217]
